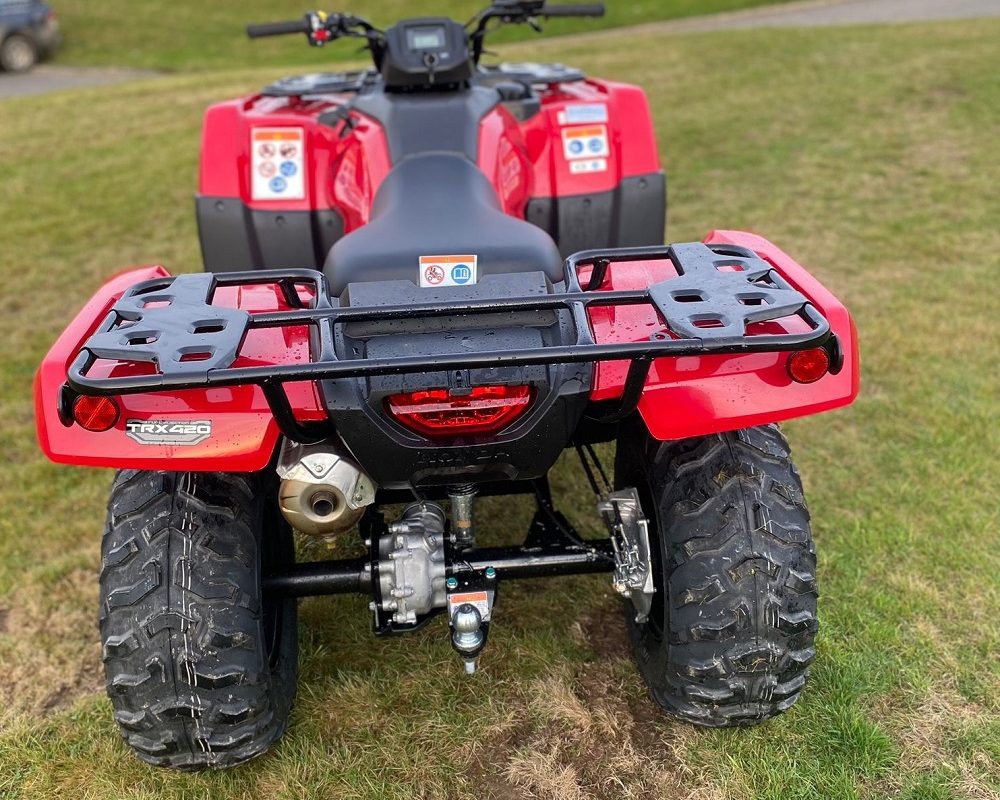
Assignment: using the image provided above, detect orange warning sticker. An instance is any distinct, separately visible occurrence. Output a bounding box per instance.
[562,125,610,162]
[418,254,478,288]
[447,590,492,621]
[451,591,488,604]
[251,127,305,201]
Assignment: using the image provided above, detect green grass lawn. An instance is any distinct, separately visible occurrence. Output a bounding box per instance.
[1,15,999,800]
[51,0,797,71]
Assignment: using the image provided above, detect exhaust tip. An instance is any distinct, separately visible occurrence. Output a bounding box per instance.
[309,491,339,520]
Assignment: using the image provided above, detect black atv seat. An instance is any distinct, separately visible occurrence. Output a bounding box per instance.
[323,153,564,295]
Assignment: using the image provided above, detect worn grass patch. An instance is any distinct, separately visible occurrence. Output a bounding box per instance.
[1,15,999,800]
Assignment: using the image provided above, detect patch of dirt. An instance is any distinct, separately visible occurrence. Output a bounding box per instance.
[574,601,629,661]
[465,605,726,800]
[0,568,104,725]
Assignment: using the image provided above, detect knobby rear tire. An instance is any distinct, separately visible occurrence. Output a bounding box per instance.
[615,422,818,726]
[99,470,298,769]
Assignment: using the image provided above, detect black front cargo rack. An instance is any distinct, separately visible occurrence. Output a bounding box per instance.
[62,243,838,442]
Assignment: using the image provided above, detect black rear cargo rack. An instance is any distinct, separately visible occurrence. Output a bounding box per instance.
[62,242,839,442]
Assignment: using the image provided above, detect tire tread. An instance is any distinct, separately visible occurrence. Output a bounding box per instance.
[616,422,819,727]
[100,471,296,769]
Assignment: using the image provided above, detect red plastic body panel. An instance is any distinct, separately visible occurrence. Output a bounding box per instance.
[198,77,661,226]
[35,269,324,471]
[38,232,859,470]
[43,79,856,469]
[199,95,392,233]
[515,79,661,200]
[588,231,860,441]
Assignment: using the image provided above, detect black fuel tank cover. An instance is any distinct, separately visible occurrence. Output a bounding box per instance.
[262,70,379,97]
[476,62,585,86]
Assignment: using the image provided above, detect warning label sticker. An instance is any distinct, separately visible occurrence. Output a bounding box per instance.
[558,103,608,126]
[252,128,305,201]
[447,590,492,622]
[418,254,478,288]
[570,158,608,175]
[562,125,610,162]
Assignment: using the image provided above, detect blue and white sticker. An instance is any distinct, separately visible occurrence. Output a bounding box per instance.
[562,125,610,163]
[418,254,478,288]
[559,103,609,125]
[251,128,305,201]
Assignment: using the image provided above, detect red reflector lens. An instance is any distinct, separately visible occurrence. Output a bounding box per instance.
[386,385,532,438]
[787,348,830,384]
[72,395,120,432]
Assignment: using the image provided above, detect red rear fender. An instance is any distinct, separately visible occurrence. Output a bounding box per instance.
[589,231,860,440]
[35,268,322,472]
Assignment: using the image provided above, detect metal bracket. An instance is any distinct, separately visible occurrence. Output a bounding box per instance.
[599,488,655,623]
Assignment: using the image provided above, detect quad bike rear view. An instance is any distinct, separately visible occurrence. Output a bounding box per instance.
[35,1,859,770]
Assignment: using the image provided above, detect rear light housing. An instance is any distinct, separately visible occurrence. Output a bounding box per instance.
[787,347,831,384]
[385,385,533,438]
[72,395,120,432]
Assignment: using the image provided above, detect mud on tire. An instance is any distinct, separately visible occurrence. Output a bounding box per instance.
[615,422,818,727]
[99,470,298,769]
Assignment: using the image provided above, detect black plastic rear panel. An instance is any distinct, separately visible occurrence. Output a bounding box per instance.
[322,273,592,490]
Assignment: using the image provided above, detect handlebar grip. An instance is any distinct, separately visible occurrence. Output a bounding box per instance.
[541,3,606,17]
[246,18,312,39]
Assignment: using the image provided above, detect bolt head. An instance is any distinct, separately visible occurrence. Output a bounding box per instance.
[485,566,497,580]
[446,576,459,590]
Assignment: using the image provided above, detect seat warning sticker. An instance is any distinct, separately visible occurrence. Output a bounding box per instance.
[418,255,478,288]
[252,128,305,201]
[562,125,610,163]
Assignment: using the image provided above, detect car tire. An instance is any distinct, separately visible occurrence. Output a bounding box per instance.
[99,470,298,769]
[615,420,819,727]
[0,34,38,73]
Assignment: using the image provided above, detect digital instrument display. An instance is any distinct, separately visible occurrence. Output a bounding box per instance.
[406,25,446,51]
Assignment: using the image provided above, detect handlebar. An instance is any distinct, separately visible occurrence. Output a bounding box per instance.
[246,4,607,69]
[246,18,312,39]
[539,3,606,18]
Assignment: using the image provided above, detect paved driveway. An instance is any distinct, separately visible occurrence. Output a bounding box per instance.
[648,0,1000,33]
[0,65,157,100]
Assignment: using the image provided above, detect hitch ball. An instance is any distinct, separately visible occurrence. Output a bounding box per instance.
[451,603,485,674]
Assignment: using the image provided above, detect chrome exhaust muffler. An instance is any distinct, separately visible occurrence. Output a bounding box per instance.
[276,440,377,538]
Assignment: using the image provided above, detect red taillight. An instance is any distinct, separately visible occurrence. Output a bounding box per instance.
[72,395,120,432]
[787,348,830,384]
[386,385,533,438]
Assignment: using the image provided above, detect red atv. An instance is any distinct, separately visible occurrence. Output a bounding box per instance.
[35,2,859,770]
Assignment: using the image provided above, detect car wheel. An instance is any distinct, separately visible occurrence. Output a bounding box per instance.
[0,34,38,73]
